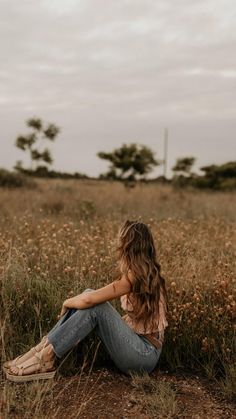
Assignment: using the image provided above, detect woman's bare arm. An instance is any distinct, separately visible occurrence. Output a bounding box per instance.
[59,273,133,315]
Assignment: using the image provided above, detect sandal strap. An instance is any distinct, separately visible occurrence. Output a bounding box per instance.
[32,352,49,367]
[10,358,55,376]
[5,348,36,369]
[33,352,42,361]
[17,366,24,376]
[11,355,21,367]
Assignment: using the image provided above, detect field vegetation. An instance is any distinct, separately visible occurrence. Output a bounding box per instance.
[0,179,235,417]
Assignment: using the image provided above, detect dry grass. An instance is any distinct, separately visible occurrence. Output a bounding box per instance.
[0,344,102,418]
[0,178,235,416]
[130,371,179,418]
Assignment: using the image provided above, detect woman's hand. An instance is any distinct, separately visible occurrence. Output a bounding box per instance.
[57,295,83,319]
[57,300,69,319]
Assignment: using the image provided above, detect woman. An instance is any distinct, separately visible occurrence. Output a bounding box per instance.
[3,220,169,382]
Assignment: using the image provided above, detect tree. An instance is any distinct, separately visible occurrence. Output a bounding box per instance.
[197,161,236,190]
[200,162,236,179]
[15,117,60,172]
[97,143,160,182]
[172,157,196,176]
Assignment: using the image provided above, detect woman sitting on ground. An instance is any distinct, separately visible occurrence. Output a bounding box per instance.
[3,220,169,382]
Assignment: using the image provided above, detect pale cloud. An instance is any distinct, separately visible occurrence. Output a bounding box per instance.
[0,0,235,177]
[182,68,236,78]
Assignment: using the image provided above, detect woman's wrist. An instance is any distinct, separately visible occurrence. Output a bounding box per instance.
[63,299,70,308]
[62,294,92,309]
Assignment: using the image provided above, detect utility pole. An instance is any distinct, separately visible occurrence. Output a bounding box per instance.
[163,127,168,178]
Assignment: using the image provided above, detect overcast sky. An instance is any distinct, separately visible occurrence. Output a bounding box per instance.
[1,0,235,178]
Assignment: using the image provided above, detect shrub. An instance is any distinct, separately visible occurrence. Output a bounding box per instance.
[0,168,36,188]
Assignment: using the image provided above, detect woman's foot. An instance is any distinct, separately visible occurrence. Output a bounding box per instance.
[7,343,56,380]
[3,335,48,371]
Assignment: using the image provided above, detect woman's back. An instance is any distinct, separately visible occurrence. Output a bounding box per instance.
[120,287,168,346]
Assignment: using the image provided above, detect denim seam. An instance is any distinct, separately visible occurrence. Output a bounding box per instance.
[94,308,156,357]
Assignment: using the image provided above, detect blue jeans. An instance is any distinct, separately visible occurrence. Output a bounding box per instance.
[47,289,162,375]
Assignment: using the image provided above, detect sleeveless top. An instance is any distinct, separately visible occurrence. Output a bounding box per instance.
[120,288,168,350]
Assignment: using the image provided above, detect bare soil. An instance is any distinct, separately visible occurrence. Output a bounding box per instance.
[2,366,234,419]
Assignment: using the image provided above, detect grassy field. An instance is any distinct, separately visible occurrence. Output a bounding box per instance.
[0,179,235,417]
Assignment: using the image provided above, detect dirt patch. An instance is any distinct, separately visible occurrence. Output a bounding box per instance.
[1,367,236,418]
[152,369,236,419]
[42,367,236,418]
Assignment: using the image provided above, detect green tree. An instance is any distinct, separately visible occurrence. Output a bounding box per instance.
[172,157,196,176]
[97,143,160,182]
[198,161,236,190]
[15,117,60,172]
[200,162,236,178]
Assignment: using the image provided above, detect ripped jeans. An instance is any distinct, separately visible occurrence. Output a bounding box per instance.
[47,289,162,375]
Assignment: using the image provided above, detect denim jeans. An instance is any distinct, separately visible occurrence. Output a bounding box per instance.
[47,289,162,375]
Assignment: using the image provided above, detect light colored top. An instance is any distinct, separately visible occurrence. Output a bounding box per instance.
[120,288,168,346]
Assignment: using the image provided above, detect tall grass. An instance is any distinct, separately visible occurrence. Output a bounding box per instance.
[130,371,179,418]
[0,179,235,402]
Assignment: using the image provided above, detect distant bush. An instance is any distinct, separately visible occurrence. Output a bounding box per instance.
[16,165,88,180]
[218,178,236,190]
[171,162,236,191]
[189,177,236,191]
[0,168,36,188]
[171,174,196,189]
[200,161,236,179]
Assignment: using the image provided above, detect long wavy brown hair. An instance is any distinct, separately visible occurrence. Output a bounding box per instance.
[116,220,169,333]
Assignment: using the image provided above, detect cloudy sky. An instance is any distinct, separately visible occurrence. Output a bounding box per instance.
[1,0,235,178]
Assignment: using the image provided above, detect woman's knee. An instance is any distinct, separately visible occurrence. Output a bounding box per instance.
[92,301,118,322]
[82,289,112,310]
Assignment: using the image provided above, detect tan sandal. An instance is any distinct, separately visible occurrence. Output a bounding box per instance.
[6,352,56,383]
[2,335,47,373]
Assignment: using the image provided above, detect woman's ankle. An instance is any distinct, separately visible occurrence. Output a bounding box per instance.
[40,343,56,362]
[35,336,48,352]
